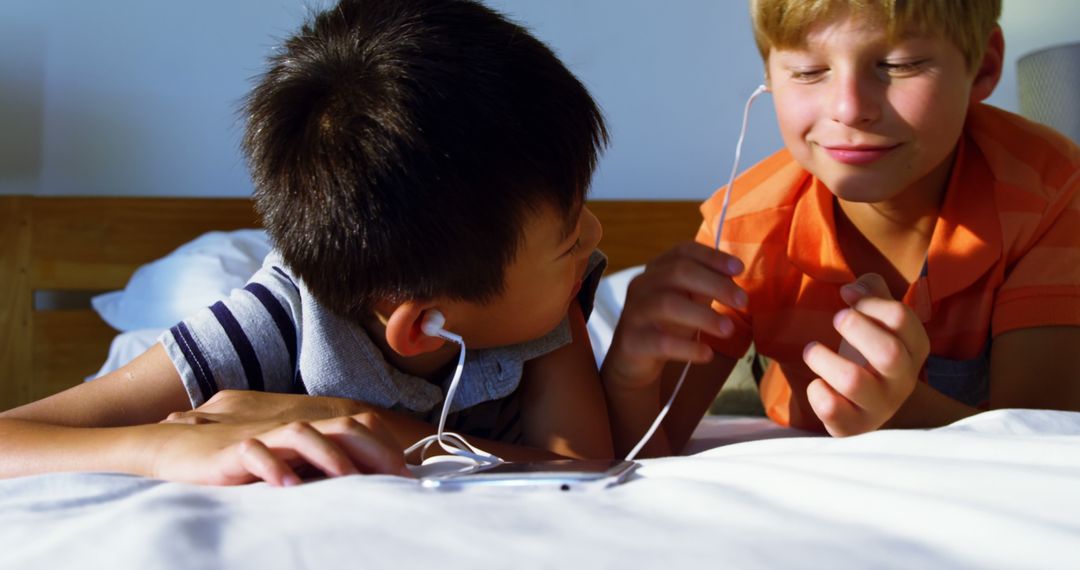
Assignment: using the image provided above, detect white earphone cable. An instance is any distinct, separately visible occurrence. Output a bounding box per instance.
[404,324,504,466]
[624,85,768,461]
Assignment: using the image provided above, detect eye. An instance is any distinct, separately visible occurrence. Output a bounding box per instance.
[564,238,583,256]
[788,68,827,83]
[879,59,927,77]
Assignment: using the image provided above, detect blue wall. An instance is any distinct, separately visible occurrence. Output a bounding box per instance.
[1,0,1077,199]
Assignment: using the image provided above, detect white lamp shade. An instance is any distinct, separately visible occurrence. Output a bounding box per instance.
[1017,42,1080,145]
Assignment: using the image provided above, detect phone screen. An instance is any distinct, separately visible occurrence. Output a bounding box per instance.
[420,459,639,491]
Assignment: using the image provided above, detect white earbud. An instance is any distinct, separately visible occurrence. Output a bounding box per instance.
[421,310,462,344]
[421,309,446,337]
[753,83,768,96]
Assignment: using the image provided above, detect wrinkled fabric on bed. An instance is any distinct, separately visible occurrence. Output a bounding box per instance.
[2,409,1078,569]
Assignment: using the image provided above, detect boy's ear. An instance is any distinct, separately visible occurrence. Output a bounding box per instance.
[384,301,445,357]
[970,26,1005,103]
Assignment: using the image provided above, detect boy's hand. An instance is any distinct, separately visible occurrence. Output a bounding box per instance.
[161,390,369,425]
[152,413,413,485]
[602,241,746,391]
[802,273,930,436]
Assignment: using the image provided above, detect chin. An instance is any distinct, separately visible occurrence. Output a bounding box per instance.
[534,310,569,340]
[821,173,904,203]
[828,186,887,203]
[494,318,564,348]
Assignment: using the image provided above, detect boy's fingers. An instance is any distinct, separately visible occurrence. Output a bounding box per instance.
[805,378,864,437]
[234,438,299,487]
[633,292,734,340]
[161,412,220,425]
[348,413,400,450]
[620,324,714,364]
[635,257,747,313]
[643,241,748,308]
[837,298,930,369]
[329,428,411,478]
[840,272,891,305]
[263,421,361,479]
[665,291,743,341]
[656,241,745,277]
[836,338,871,369]
[831,310,919,408]
[856,272,890,296]
[838,273,922,377]
[803,342,886,412]
[161,411,191,424]
[833,308,899,378]
[332,415,412,477]
[653,333,715,364]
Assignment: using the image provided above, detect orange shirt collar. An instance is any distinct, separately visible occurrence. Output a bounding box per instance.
[787,177,855,284]
[924,132,1002,301]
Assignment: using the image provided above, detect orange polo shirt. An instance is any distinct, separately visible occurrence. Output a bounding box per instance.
[697,103,1080,431]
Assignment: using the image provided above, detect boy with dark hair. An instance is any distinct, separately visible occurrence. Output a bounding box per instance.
[0,0,613,485]
[604,0,1080,456]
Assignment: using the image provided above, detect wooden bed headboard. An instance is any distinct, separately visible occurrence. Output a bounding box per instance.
[0,196,701,411]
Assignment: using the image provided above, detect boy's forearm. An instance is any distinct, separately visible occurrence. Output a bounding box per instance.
[884,382,980,430]
[601,380,670,458]
[0,419,166,479]
[155,390,564,465]
[602,356,738,457]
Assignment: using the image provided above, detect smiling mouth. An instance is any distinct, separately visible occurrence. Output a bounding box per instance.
[822,144,900,165]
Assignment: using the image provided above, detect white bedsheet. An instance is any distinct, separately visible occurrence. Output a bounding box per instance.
[3,409,1078,569]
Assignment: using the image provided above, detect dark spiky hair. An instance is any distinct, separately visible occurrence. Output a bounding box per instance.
[243,0,608,322]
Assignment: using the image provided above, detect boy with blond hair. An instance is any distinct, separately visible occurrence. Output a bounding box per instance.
[605,0,1080,455]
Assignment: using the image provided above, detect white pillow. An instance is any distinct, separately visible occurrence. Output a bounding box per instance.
[586,264,646,366]
[92,229,272,332]
[90,231,641,369]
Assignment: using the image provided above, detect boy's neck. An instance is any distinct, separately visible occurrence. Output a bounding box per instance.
[361,313,462,384]
[833,146,957,297]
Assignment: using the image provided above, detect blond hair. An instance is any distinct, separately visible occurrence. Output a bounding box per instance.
[750,0,1001,69]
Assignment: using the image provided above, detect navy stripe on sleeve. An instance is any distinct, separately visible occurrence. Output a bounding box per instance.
[244,283,298,374]
[272,266,300,294]
[171,322,218,402]
[293,370,308,395]
[209,301,264,391]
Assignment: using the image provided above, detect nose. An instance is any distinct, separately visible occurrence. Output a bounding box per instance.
[829,70,881,127]
[579,206,603,255]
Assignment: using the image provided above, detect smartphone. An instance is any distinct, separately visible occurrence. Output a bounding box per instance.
[420,459,639,491]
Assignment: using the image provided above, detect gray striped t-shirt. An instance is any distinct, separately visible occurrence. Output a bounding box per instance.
[160,249,606,441]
